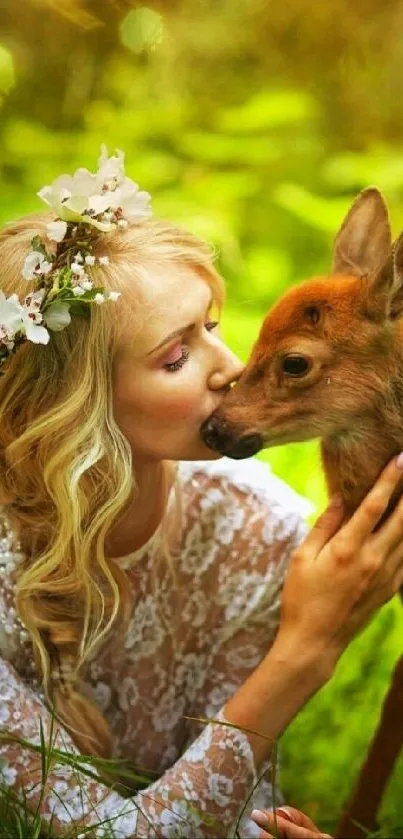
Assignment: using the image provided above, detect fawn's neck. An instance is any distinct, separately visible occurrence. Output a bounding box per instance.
[321,370,403,516]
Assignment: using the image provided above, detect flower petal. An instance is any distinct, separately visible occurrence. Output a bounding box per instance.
[0,292,24,334]
[46,220,68,243]
[23,319,50,344]
[22,251,43,280]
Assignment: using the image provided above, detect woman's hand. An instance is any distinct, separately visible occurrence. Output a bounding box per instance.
[224,454,403,768]
[276,453,403,671]
[250,806,331,839]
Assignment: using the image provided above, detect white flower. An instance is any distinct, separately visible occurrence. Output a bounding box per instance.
[24,289,46,310]
[44,302,71,332]
[22,251,53,281]
[74,251,84,263]
[118,218,129,229]
[98,144,125,186]
[38,146,152,231]
[0,329,14,351]
[98,255,109,265]
[72,286,85,297]
[108,291,121,301]
[21,308,50,344]
[80,279,93,291]
[85,255,95,266]
[38,174,114,233]
[94,293,105,304]
[71,261,84,275]
[46,220,67,243]
[0,291,24,339]
[97,146,152,222]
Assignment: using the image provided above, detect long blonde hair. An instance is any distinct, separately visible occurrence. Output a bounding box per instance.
[0,212,225,758]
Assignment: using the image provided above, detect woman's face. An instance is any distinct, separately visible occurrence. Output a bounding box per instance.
[113,261,244,462]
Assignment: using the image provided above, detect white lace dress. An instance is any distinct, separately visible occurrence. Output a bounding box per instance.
[0,456,312,838]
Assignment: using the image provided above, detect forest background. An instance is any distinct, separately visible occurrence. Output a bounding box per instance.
[1,0,403,834]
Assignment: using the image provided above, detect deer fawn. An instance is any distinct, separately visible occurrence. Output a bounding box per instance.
[201,188,403,838]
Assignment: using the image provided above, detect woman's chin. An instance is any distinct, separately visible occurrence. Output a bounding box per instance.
[201,445,223,460]
[179,439,224,461]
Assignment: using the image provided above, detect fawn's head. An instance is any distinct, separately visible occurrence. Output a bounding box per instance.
[202,188,403,458]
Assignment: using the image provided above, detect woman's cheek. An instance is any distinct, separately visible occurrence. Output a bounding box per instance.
[163,393,201,421]
[159,379,202,420]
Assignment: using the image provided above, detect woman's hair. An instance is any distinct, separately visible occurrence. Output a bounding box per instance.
[0,212,225,759]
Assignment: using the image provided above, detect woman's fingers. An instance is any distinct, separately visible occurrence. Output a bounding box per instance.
[295,494,345,558]
[340,454,403,549]
[251,808,332,839]
[256,827,331,839]
[368,542,403,601]
[371,488,403,556]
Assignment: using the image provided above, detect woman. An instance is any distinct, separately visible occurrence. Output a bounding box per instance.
[0,148,403,839]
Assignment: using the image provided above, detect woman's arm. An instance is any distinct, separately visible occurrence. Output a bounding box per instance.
[225,454,403,767]
[2,456,403,837]
[0,656,277,837]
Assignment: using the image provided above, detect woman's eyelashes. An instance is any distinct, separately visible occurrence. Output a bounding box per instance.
[163,321,219,373]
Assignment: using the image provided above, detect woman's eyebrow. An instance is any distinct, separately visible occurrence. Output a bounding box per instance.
[147,295,214,355]
[148,324,195,355]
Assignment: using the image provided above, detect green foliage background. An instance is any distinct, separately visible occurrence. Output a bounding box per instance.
[1,1,403,834]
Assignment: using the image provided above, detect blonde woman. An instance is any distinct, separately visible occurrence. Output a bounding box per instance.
[1,149,403,839]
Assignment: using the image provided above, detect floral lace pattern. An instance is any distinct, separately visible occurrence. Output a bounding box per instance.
[0,457,311,837]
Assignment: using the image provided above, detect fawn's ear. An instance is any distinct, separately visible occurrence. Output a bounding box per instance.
[332,188,391,277]
[362,229,403,320]
[389,231,403,318]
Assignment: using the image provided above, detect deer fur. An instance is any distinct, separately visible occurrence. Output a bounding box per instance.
[205,188,403,519]
[201,187,403,838]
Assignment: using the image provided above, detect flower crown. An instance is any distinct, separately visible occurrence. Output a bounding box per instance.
[0,145,152,373]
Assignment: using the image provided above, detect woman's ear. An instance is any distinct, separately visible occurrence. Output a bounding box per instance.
[332,187,391,278]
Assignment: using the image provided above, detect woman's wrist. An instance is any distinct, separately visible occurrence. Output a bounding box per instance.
[271,627,340,686]
[223,631,335,767]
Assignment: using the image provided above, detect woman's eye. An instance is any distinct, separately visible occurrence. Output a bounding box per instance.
[164,346,190,372]
[163,321,220,373]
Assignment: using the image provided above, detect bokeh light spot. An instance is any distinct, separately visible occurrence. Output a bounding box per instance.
[119,7,164,54]
[0,44,15,95]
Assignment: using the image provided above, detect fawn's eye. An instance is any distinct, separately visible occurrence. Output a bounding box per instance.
[282,355,310,377]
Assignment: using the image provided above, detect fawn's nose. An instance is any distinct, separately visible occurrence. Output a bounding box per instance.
[200,415,263,459]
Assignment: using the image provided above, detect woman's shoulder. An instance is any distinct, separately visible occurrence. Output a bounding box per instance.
[178,455,314,520]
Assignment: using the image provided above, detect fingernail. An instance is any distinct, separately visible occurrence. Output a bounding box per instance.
[251,810,268,827]
[275,807,294,823]
[397,452,403,470]
[329,492,344,508]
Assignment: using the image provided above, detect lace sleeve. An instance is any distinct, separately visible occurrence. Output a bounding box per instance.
[180,475,309,837]
[0,479,309,838]
[0,656,262,837]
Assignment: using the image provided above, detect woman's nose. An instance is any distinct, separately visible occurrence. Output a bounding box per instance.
[208,349,244,391]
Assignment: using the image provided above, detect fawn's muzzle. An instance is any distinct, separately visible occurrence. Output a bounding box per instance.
[200,415,263,459]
